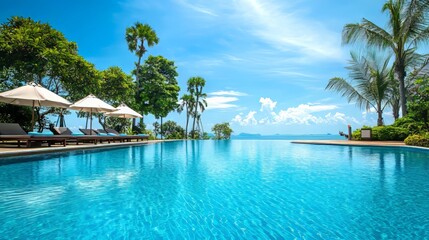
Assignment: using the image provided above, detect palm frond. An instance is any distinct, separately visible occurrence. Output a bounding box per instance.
[343,20,392,49]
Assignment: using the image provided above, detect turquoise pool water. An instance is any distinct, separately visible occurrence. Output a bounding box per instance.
[1,141,429,239]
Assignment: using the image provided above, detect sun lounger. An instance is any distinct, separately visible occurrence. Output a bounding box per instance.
[102,128,149,142]
[0,123,67,147]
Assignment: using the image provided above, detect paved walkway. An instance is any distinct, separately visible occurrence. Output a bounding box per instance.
[291,140,407,147]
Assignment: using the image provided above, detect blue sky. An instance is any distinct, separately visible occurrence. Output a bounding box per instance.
[1,0,393,135]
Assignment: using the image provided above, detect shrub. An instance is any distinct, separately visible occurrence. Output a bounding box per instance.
[404,133,429,147]
[392,117,425,134]
[371,126,409,141]
[352,126,409,141]
[352,128,361,140]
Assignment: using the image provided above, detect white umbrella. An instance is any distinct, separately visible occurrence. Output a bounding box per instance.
[69,94,115,134]
[0,82,72,128]
[105,103,142,118]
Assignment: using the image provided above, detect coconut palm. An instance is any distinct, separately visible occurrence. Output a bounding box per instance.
[342,0,429,117]
[187,77,207,139]
[326,52,394,126]
[125,22,159,81]
[178,94,194,139]
[125,22,159,128]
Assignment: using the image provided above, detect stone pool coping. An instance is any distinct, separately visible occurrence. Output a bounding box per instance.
[0,140,173,158]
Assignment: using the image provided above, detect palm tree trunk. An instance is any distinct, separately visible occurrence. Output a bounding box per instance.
[185,110,189,139]
[395,62,407,117]
[377,108,384,126]
[192,91,200,139]
[133,42,144,130]
[377,102,383,126]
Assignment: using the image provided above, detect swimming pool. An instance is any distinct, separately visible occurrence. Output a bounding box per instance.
[1,140,428,239]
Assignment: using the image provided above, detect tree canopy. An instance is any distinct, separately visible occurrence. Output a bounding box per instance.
[212,122,233,140]
[138,55,180,119]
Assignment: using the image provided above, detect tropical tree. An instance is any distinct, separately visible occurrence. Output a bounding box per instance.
[125,22,159,80]
[407,77,429,129]
[187,76,207,139]
[0,16,101,131]
[96,66,135,129]
[161,120,185,139]
[125,22,159,128]
[342,0,429,117]
[212,122,233,140]
[138,55,180,138]
[177,94,194,139]
[326,52,394,126]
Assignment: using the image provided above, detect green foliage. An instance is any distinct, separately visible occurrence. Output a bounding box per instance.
[392,117,425,134]
[342,0,429,116]
[125,22,159,64]
[100,66,135,106]
[0,103,32,131]
[407,77,429,129]
[161,120,185,139]
[371,126,409,141]
[404,133,429,147]
[212,122,233,140]
[187,76,207,138]
[188,130,201,140]
[352,125,409,141]
[202,132,210,140]
[0,16,102,127]
[105,117,131,134]
[138,55,180,119]
[326,51,393,126]
[153,121,160,139]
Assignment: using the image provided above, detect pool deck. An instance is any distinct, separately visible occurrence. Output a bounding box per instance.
[0,140,169,158]
[291,139,412,147]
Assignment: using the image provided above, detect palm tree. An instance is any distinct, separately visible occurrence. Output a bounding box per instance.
[187,77,207,139]
[342,0,429,117]
[326,52,393,126]
[178,94,194,139]
[125,22,159,128]
[125,22,159,81]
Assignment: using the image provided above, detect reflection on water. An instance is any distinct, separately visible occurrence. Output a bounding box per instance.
[0,141,429,239]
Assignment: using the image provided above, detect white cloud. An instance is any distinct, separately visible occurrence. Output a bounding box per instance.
[259,97,277,112]
[175,0,218,16]
[231,99,358,127]
[271,104,338,125]
[210,90,248,96]
[206,96,239,109]
[232,111,257,126]
[232,0,342,60]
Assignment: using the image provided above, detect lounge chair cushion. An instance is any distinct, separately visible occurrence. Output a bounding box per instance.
[105,128,120,135]
[28,132,54,136]
[107,133,117,136]
[0,123,28,135]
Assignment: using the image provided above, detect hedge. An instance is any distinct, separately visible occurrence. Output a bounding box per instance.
[352,126,409,141]
[404,133,429,147]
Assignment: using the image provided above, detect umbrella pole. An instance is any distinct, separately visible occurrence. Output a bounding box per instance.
[31,101,35,131]
[90,109,93,135]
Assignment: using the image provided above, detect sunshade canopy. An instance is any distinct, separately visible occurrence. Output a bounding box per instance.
[106,103,142,118]
[68,94,115,135]
[69,94,115,113]
[0,82,71,108]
